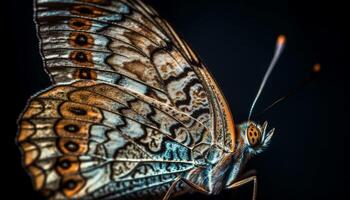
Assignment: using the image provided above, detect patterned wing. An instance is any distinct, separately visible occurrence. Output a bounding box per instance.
[34,0,236,151]
[125,0,237,151]
[18,80,200,199]
[18,0,237,199]
[35,0,215,132]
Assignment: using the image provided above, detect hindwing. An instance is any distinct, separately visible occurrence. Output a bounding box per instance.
[18,80,201,199]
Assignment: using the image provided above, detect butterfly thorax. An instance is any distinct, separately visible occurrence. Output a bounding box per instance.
[223,130,251,188]
[186,138,249,195]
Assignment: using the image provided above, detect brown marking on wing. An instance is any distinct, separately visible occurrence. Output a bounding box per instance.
[70,5,104,18]
[57,138,88,155]
[56,156,80,176]
[55,119,91,139]
[123,30,158,53]
[123,60,147,80]
[147,89,168,103]
[68,18,92,30]
[22,100,43,118]
[21,142,40,166]
[69,32,94,48]
[73,68,97,80]
[18,121,35,142]
[60,101,103,123]
[61,175,86,198]
[27,165,46,190]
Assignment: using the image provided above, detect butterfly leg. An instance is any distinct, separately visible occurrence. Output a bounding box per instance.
[226,171,258,200]
[163,177,209,200]
[163,177,182,200]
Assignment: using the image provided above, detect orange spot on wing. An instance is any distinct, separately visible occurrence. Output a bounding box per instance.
[21,142,40,166]
[17,121,35,142]
[60,101,103,123]
[61,175,86,198]
[57,138,88,155]
[56,156,80,176]
[55,119,90,139]
[27,165,46,190]
[22,100,43,118]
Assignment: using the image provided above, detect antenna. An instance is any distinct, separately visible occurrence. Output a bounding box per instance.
[254,63,321,118]
[248,35,286,120]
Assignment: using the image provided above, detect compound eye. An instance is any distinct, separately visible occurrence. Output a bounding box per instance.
[247,124,261,147]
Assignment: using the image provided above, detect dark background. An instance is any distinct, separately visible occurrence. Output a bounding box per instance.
[3,0,347,200]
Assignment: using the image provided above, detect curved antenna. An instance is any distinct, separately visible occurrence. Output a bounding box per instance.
[248,35,286,120]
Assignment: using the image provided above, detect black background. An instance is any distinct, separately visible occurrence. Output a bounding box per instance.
[2,0,347,200]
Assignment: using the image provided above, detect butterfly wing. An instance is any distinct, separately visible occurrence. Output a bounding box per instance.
[18,80,201,199]
[128,0,236,151]
[17,0,236,199]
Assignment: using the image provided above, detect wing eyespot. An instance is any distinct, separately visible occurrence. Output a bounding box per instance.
[75,34,89,46]
[61,176,86,198]
[64,141,80,152]
[63,179,77,190]
[63,124,80,133]
[56,156,80,176]
[68,18,92,30]
[70,5,103,18]
[57,138,87,155]
[69,33,94,48]
[74,51,88,62]
[68,107,87,116]
[58,159,72,170]
[69,51,93,65]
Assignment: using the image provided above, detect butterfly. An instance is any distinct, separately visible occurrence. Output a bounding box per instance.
[17,0,284,199]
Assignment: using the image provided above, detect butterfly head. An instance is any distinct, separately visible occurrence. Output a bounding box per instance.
[239,121,275,154]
